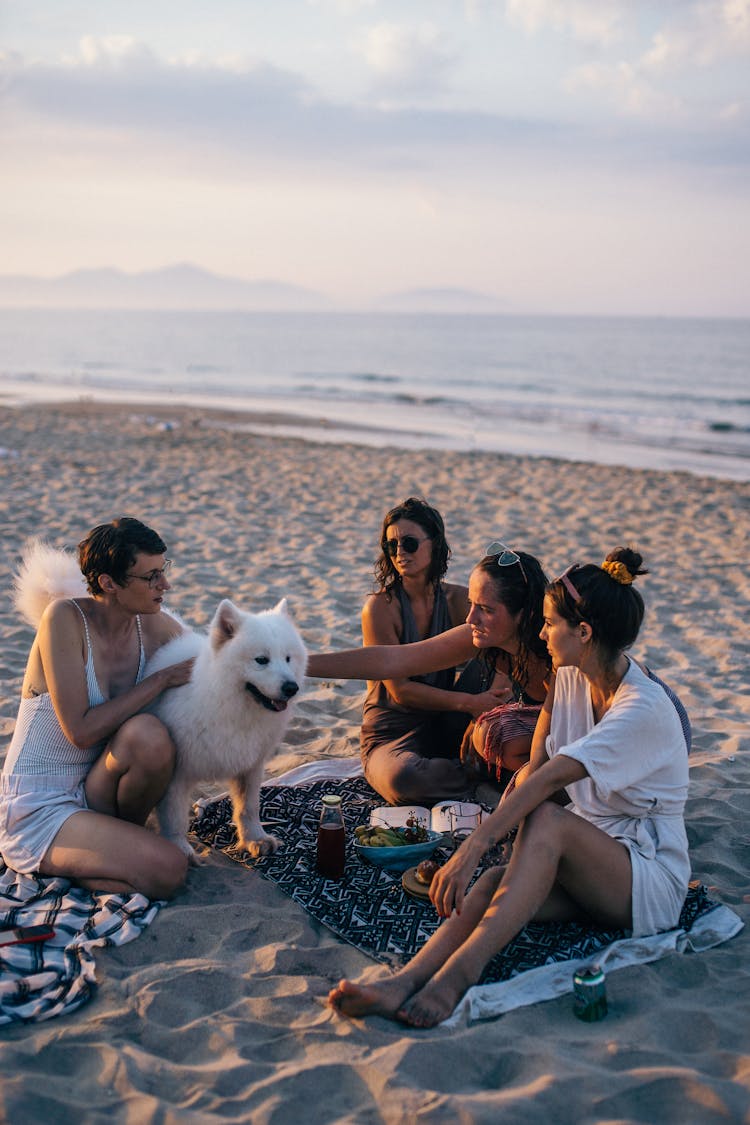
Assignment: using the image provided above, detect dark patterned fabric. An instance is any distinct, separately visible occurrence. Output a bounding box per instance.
[190,776,718,978]
[645,668,692,752]
[0,863,162,1024]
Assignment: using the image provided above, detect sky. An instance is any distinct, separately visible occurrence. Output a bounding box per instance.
[2,0,749,316]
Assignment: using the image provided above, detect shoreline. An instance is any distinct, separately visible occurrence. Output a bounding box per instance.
[1,392,749,483]
[0,400,748,1122]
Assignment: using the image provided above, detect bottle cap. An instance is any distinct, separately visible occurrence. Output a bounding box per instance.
[322,795,342,806]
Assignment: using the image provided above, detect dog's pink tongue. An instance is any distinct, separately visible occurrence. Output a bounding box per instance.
[271,700,288,712]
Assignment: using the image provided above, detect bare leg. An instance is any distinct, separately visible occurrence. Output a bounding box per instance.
[328,866,505,1017]
[472,721,533,778]
[38,713,188,896]
[40,810,188,898]
[363,740,472,806]
[399,802,632,1027]
[85,714,176,825]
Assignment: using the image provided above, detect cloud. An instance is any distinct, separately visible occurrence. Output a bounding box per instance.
[307,0,376,10]
[642,0,750,70]
[562,1,750,123]
[360,22,457,93]
[1,37,541,163]
[70,35,159,70]
[565,60,681,118]
[3,35,747,179]
[504,0,625,47]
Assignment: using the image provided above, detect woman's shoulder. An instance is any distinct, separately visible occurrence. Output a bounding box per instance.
[141,610,184,645]
[41,596,89,630]
[361,589,403,645]
[443,582,469,622]
[362,589,399,618]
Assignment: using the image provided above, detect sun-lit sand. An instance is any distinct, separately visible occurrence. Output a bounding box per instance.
[0,401,748,1122]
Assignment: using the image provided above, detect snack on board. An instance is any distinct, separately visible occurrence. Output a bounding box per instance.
[415,859,441,886]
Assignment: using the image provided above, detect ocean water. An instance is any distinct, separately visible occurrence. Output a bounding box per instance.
[1,309,748,480]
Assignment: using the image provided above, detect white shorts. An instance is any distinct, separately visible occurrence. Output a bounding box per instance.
[0,775,90,874]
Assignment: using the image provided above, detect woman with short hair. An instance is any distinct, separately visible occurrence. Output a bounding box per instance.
[0,517,193,899]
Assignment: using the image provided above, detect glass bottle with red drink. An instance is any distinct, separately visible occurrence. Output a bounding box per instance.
[316,794,346,879]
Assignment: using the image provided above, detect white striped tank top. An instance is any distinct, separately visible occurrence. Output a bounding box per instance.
[2,601,145,778]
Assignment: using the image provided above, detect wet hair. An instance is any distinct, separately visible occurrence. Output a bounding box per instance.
[473,549,551,687]
[78,517,167,595]
[546,546,648,664]
[374,497,450,596]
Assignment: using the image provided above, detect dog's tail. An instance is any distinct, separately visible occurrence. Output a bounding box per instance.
[14,539,86,628]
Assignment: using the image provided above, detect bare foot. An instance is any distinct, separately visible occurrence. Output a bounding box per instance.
[328,976,415,1020]
[397,977,465,1028]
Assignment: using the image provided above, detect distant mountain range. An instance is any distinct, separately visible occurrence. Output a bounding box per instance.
[0,264,506,313]
[0,264,332,311]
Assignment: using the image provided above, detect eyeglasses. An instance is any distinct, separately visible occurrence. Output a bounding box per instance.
[484,540,527,585]
[125,560,172,588]
[557,564,582,604]
[384,535,430,557]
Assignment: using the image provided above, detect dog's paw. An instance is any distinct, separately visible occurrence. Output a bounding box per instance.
[239,832,281,858]
[166,835,201,864]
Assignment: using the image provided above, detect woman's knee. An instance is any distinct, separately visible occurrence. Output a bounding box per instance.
[521,799,568,842]
[139,839,188,899]
[369,757,427,804]
[113,714,177,776]
[472,721,487,755]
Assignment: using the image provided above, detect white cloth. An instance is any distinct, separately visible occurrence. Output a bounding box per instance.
[441,902,743,1028]
[547,660,690,937]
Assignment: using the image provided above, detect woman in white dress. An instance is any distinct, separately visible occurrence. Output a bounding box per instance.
[0,518,194,898]
[323,546,690,1027]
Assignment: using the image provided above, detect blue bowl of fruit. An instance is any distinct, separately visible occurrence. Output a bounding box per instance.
[353,819,442,872]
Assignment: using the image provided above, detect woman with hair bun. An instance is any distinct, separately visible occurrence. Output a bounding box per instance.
[326,546,692,1027]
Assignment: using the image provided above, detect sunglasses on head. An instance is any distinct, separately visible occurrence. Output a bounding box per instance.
[484,540,527,585]
[384,535,430,557]
[556,563,582,604]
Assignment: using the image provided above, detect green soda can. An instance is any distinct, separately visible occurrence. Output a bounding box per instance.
[573,964,608,1022]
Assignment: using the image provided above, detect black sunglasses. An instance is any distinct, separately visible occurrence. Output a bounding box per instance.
[384,535,430,557]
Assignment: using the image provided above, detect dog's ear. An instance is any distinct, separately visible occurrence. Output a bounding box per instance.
[273,597,291,617]
[211,599,242,649]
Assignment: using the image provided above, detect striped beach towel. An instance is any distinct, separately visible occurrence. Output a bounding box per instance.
[0,862,161,1024]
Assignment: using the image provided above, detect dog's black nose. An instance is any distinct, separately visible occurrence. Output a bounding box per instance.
[281,680,299,699]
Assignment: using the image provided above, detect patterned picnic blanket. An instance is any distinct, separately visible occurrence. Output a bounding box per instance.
[0,864,161,1025]
[190,774,739,1000]
[1,767,741,1027]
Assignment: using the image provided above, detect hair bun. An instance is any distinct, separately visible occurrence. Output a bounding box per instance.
[602,547,648,584]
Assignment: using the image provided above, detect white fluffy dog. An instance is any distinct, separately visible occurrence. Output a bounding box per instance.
[146,599,307,860]
[14,541,307,862]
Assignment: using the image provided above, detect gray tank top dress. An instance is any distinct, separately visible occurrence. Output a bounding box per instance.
[360,584,481,764]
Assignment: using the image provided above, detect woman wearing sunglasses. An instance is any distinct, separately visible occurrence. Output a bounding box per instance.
[325,547,690,1026]
[359,499,516,805]
[0,517,193,899]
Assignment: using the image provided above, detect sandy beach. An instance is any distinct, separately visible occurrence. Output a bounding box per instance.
[0,400,748,1124]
